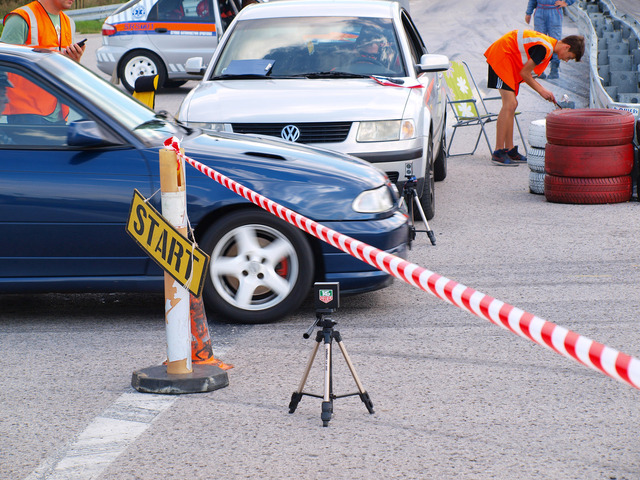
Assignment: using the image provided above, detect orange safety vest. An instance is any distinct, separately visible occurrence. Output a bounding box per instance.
[3,1,73,118]
[484,30,556,95]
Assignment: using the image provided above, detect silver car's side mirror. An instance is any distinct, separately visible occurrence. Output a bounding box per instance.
[417,54,450,73]
[185,57,207,75]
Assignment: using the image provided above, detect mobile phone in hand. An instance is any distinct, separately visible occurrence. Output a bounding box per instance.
[77,38,87,47]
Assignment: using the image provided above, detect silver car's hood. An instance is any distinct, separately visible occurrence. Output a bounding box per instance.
[180,79,412,122]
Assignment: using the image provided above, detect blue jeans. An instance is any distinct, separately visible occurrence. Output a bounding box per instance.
[534,7,564,67]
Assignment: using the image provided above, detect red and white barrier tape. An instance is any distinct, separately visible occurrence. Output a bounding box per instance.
[164,137,640,391]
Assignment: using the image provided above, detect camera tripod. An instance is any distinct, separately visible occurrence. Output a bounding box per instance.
[288,313,374,427]
[400,175,436,246]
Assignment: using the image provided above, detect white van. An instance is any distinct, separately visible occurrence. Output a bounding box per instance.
[96,0,239,91]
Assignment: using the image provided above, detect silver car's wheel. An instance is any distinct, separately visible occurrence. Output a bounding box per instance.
[200,210,314,324]
[119,51,166,93]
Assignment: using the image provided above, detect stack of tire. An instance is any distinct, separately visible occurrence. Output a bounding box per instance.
[527,119,547,195]
[544,108,635,204]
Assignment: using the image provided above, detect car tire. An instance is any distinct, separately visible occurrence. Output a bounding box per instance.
[544,143,634,178]
[528,119,547,149]
[119,51,167,93]
[527,147,545,173]
[546,108,635,147]
[434,127,447,182]
[529,171,545,195]
[419,133,435,220]
[200,209,314,324]
[544,175,632,204]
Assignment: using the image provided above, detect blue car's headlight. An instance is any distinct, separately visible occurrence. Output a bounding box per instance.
[352,185,394,213]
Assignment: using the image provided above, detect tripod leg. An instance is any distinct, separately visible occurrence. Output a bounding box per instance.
[289,338,321,414]
[336,339,374,414]
[321,338,333,427]
[412,195,436,246]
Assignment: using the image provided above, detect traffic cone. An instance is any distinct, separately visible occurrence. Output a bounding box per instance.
[190,294,233,370]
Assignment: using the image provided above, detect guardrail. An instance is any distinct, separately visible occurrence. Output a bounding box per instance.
[66,3,123,21]
[0,3,122,24]
[569,0,640,119]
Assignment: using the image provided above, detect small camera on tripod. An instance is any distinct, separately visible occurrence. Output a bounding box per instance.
[314,282,339,313]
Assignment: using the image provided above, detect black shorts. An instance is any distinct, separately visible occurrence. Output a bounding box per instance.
[487,65,514,92]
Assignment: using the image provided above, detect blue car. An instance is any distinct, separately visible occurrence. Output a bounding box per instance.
[0,44,409,323]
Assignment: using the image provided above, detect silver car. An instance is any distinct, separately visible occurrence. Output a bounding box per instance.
[96,0,239,91]
[177,0,449,219]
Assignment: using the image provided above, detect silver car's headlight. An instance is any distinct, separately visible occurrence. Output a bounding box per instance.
[356,120,416,142]
[185,122,228,132]
[352,185,394,213]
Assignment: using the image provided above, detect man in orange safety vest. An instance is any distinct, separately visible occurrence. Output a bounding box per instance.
[484,29,584,166]
[0,0,86,124]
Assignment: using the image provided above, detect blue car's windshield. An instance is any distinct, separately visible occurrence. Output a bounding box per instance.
[40,54,180,143]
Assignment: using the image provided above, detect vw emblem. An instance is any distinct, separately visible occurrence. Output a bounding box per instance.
[281,125,301,142]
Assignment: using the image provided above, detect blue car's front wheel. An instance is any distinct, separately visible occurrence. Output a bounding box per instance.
[200,208,314,324]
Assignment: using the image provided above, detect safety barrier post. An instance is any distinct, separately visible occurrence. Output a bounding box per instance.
[131,146,230,394]
[191,293,233,370]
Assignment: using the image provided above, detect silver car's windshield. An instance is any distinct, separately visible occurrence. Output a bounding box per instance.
[41,54,180,142]
[212,16,406,79]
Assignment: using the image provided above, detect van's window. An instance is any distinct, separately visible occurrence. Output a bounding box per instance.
[148,0,216,22]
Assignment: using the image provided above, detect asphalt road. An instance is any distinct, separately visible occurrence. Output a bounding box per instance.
[2,1,640,479]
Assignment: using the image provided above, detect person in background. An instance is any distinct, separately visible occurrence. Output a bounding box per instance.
[484,30,584,166]
[1,0,85,124]
[525,0,575,79]
[0,72,14,144]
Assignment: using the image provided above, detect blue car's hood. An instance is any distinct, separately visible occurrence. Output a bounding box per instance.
[172,130,396,221]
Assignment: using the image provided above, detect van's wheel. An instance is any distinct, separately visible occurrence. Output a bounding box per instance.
[200,209,314,324]
[419,133,435,220]
[119,51,167,93]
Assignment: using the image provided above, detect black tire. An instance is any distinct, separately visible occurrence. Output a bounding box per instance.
[118,50,167,93]
[200,209,314,324]
[419,133,435,220]
[434,126,447,182]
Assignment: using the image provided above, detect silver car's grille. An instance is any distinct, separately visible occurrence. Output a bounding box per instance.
[231,122,352,144]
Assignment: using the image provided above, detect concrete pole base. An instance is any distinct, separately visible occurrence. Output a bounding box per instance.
[131,364,229,394]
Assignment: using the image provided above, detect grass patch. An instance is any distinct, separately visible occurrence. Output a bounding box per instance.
[76,20,106,34]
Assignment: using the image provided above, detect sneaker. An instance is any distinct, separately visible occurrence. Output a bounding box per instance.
[491,149,518,166]
[506,146,527,163]
[537,71,547,79]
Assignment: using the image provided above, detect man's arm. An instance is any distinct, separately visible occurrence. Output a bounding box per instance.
[0,14,29,45]
[520,58,556,104]
[525,0,537,23]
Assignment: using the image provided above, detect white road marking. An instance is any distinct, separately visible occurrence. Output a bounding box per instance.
[25,389,178,480]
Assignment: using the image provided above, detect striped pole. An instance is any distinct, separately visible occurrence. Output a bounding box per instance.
[163,137,640,391]
[159,146,192,375]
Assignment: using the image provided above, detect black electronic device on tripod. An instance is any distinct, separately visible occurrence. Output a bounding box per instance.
[400,175,436,246]
[288,282,374,427]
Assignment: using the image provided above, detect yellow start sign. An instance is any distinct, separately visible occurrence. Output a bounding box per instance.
[126,189,209,297]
